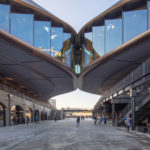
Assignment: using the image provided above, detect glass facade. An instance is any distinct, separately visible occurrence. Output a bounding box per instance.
[105,19,122,53]
[63,33,71,42]
[123,9,147,43]
[34,21,51,55]
[11,13,34,45]
[51,27,63,57]
[0,0,148,74]
[65,48,72,67]
[84,32,92,41]
[93,26,105,56]
[148,1,150,29]
[84,45,93,66]
[0,4,10,33]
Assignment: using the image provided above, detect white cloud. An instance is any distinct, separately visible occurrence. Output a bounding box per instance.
[107,24,115,31]
[51,34,57,39]
[43,25,49,32]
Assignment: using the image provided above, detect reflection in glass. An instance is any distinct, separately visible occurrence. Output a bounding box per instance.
[93,26,105,56]
[0,4,10,33]
[84,32,92,42]
[34,21,51,55]
[123,9,147,43]
[63,33,71,42]
[105,19,122,53]
[65,48,72,67]
[11,13,34,45]
[51,27,63,57]
[148,1,150,29]
[84,45,93,67]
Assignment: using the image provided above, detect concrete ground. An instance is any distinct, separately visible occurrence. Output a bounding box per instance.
[0,119,150,150]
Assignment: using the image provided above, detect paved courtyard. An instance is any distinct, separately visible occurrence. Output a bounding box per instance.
[0,119,150,150]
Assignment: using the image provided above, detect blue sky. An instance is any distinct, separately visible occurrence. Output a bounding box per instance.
[34,0,119,32]
[34,0,119,109]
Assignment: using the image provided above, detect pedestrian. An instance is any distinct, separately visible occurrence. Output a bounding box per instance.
[94,116,97,125]
[98,115,102,125]
[35,115,39,123]
[76,116,80,128]
[26,116,30,124]
[54,116,57,122]
[104,116,107,125]
[124,115,131,132]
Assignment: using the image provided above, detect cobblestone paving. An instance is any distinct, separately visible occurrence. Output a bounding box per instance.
[0,119,150,150]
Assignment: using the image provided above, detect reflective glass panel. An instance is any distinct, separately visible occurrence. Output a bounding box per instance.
[123,9,147,43]
[51,27,63,57]
[105,19,122,53]
[34,21,51,55]
[11,13,34,45]
[148,1,150,29]
[65,48,72,67]
[93,26,105,56]
[84,45,93,67]
[84,32,92,42]
[63,33,71,42]
[0,4,10,33]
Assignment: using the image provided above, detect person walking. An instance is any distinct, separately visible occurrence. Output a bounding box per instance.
[76,116,80,128]
[26,116,30,124]
[124,115,131,132]
[104,116,107,125]
[98,115,102,125]
[94,116,97,125]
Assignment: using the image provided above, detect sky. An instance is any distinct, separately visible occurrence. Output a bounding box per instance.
[34,0,119,33]
[33,0,119,109]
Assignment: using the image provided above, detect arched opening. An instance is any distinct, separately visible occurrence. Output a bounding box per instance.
[0,103,5,127]
[11,105,24,125]
[34,110,39,122]
[25,108,33,123]
[41,111,45,121]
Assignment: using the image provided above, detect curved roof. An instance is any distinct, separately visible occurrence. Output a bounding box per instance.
[0,30,77,100]
[78,0,142,35]
[13,0,77,35]
[79,30,150,94]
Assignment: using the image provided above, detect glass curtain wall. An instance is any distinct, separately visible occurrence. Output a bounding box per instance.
[34,21,51,55]
[0,4,10,33]
[148,1,150,29]
[123,9,147,43]
[92,26,105,56]
[65,47,72,67]
[105,19,122,53]
[63,33,71,42]
[51,27,63,57]
[83,45,93,67]
[11,13,34,45]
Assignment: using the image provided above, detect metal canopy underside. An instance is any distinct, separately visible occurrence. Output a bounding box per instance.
[79,30,150,95]
[0,31,76,101]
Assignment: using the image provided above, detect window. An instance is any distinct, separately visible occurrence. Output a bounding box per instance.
[105,19,122,53]
[0,4,10,33]
[11,13,34,45]
[123,9,147,43]
[51,27,63,57]
[34,21,51,55]
[63,33,71,42]
[93,26,105,56]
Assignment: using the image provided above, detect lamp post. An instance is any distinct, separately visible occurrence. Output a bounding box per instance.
[8,93,12,126]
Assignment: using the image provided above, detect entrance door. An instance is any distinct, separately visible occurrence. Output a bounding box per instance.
[0,104,5,127]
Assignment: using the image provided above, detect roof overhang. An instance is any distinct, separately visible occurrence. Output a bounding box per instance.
[0,30,77,100]
[79,30,150,95]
